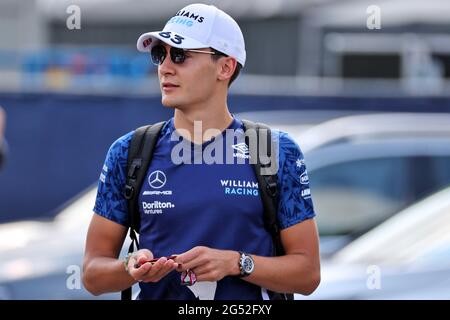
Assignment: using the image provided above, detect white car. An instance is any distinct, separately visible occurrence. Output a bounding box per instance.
[0,186,132,299]
[296,186,450,300]
[297,112,450,255]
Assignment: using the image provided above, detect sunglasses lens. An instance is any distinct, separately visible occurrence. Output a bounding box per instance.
[151,45,166,65]
[170,48,186,64]
[150,45,187,65]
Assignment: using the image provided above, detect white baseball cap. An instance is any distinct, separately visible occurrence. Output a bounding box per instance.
[136,3,246,66]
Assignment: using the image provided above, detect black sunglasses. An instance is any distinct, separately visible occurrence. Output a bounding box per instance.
[150,45,218,65]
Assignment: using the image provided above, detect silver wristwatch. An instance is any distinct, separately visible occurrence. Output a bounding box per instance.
[238,251,254,277]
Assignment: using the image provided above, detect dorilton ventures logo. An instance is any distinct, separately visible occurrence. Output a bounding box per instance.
[142,201,175,215]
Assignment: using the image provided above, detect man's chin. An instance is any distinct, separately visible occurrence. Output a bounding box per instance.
[161,98,177,108]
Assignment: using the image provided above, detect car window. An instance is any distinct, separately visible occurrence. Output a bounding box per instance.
[309,157,411,236]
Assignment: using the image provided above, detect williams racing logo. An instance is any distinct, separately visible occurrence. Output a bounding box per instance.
[232,143,251,160]
[166,9,205,28]
[220,179,259,196]
[174,9,205,22]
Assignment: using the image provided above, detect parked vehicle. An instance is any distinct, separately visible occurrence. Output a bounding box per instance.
[236,109,372,138]
[296,186,450,299]
[0,186,133,299]
[300,113,450,254]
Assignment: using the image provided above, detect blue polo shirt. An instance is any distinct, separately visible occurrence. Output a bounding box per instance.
[94,116,315,300]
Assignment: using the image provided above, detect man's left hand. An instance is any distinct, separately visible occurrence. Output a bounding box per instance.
[174,246,240,282]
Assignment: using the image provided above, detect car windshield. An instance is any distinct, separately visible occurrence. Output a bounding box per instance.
[310,156,411,236]
[310,154,450,238]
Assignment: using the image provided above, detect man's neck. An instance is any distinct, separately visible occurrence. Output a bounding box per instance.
[173,106,233,144]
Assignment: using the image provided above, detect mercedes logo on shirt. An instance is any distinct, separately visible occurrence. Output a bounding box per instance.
[148,170,167,189]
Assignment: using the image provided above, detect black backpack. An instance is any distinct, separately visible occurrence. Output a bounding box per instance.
[122,119,293,300]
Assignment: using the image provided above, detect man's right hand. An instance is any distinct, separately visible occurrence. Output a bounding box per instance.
[127,249,179,283]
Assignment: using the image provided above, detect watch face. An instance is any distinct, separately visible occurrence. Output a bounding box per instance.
[243,256,254,273]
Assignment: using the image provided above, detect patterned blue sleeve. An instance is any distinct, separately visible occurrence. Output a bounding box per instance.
[93,131,134,227]
[276,131,316,229]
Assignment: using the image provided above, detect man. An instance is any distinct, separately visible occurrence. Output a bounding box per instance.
[83,3,320,300]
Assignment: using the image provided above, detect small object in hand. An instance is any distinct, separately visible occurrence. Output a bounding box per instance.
[134,255,178,268]
[180,269,197,286]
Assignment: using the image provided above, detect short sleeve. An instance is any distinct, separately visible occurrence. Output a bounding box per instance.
[93,131,134,227]
[276,131,316,229]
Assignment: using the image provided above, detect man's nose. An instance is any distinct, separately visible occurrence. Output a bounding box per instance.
[159,49,176,74]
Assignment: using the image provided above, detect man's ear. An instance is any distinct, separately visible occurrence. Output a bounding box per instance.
[217,57,237,82]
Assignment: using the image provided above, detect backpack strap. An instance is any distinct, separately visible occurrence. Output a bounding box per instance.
[121,121,166,300]
[241,120,283,255]
[242,119,293,300]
